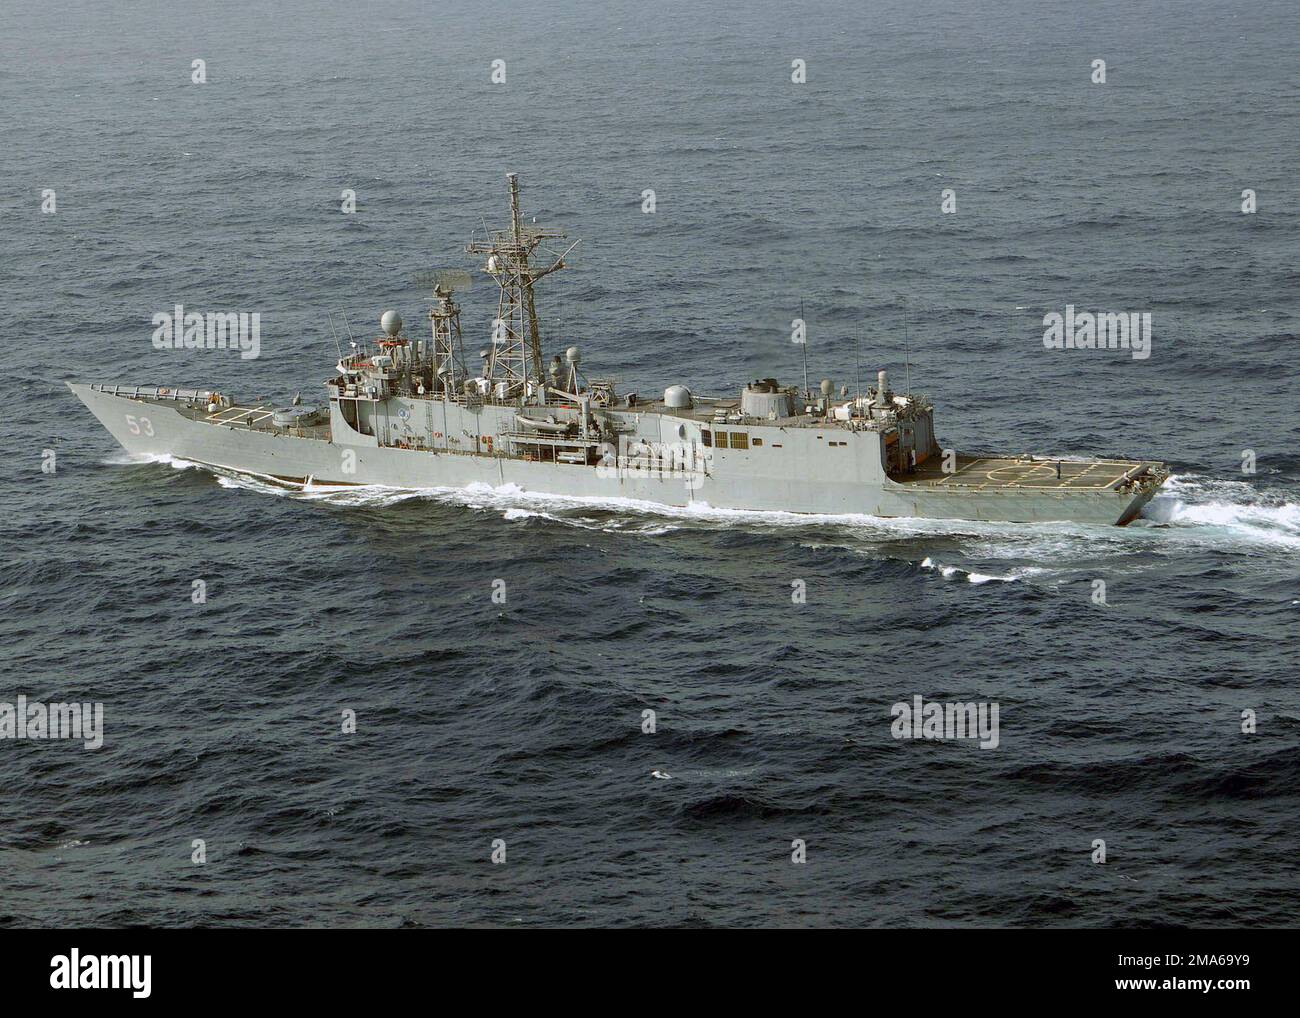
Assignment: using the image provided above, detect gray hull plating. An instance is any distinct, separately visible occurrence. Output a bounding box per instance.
[70,383,1159,526]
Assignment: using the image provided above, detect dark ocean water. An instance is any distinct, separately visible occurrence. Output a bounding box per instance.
[1,0,1297,927]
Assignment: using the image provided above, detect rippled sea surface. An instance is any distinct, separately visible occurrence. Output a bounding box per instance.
[1,0,1296,927]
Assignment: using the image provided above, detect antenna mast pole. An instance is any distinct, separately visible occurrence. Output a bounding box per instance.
[800,297,809,400]
[509,172,524,241]
[467,174,568,401]
[429,282,468,395]
[903,299,913,396]
[327,311,344,363]
[855,326,862,410]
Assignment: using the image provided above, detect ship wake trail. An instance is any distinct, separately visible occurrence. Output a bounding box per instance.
[146,459,1300,560]
[919,557,1047,584]
[1145,475,1300,550]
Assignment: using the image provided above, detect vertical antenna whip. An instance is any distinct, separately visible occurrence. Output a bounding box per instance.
[903,298,913,396]
[855,325,862,412]
[326,311,344,362]
[800,297,809,401]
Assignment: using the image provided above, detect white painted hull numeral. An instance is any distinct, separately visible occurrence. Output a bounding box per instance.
[125,415,155,436]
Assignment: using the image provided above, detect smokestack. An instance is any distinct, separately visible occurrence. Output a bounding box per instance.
[875,369,889,408]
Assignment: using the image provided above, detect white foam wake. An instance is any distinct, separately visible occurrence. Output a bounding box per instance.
[1144,475,1300,550]
[107,457,1300,556]
[919,556,1047,583]
[101,451,197,468]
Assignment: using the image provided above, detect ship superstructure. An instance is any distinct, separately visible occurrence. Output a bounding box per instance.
[69,175,1169,525]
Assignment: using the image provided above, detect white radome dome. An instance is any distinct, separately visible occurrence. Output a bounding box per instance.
[664,385,693,408]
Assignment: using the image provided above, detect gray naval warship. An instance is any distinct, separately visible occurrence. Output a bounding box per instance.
[70,174,1168,526]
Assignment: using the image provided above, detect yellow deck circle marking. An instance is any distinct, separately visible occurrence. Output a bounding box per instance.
[985,464,1058,483]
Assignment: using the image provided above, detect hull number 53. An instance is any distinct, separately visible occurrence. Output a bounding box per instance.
[125,415,155,436]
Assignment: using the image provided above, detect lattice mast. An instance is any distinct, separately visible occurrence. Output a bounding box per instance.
[428,283,467,395]
[466,173,572,400]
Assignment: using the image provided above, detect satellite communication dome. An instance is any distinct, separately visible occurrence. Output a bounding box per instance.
[820,378,833,397]
[381,310,403,336]
[565,346,581,366]
[486,255,501,273]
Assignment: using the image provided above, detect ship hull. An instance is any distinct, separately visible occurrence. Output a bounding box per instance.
[70,383,1160,526]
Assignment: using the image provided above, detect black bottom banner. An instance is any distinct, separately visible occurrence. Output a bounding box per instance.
[0,928,1289,1004]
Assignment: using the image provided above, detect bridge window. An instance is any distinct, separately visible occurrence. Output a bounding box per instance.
[701,430,712,447]
[730,433,749,450]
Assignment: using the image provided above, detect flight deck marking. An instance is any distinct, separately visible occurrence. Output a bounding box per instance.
[986,464,1058,486]
[206,404,275,426]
